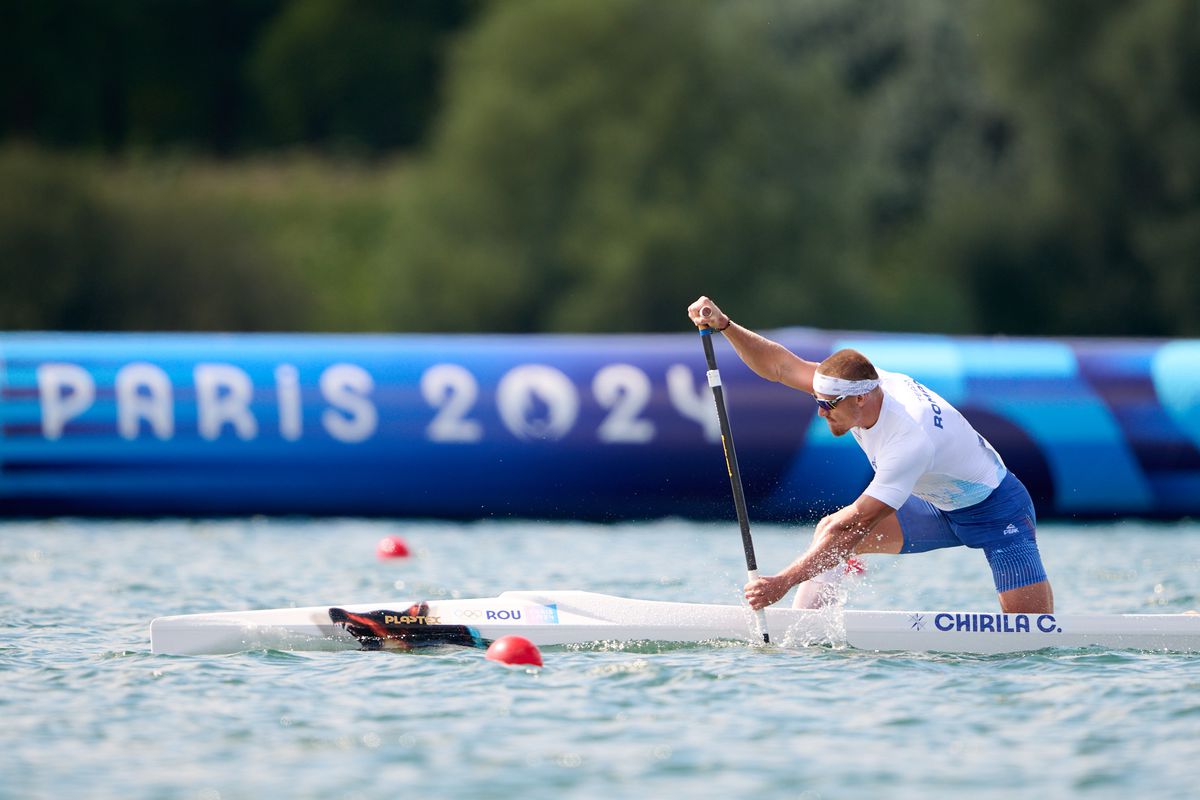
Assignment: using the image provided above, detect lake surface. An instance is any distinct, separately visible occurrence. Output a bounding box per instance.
[2,518,1198,799]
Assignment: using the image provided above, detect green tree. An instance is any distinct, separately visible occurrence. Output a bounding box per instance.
[2,0,282,155]
[378,0,865,333]
[250,0,478,153]
[0,148,311,331]
[740,0,1014,333]
[957,0,1200,335]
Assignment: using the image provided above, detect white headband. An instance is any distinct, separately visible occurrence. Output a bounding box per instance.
[812,371,880,397]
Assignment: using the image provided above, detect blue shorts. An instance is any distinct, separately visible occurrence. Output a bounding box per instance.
[895,472,1048,593]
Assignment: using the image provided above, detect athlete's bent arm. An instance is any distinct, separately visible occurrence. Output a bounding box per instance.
[743,495,896,610]
[687,296,817,392]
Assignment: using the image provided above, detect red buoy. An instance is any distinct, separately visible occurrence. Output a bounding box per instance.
[485,635,543,667]
[376,536,410,559]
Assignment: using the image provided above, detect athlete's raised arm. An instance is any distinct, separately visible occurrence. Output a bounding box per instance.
[687,296,817,393]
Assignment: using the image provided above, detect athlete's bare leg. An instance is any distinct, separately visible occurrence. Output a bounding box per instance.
[999,580,1054,613]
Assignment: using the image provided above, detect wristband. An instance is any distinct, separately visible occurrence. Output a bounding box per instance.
[717,317,732,332]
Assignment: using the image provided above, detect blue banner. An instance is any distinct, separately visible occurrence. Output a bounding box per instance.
[2,331,1199,519]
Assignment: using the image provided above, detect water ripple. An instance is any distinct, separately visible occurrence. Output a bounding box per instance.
[2,518,1199,799]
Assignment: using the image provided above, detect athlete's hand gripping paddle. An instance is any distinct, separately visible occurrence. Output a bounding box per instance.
[698,308,770,643]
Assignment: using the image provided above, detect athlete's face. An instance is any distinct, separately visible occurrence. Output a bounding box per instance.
[815,393,858,436]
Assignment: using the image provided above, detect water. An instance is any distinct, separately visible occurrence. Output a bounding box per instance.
[2,518,1199,800]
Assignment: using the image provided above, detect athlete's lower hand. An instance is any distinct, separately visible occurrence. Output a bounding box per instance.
[744,574,791,610]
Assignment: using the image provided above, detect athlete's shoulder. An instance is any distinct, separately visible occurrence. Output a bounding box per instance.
[874,389,929,441]
[868,392,935,468]
[877,372,925,419]
[876,368,919,391]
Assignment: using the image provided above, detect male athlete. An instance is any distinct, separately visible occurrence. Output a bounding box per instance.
[687,296,1054,614]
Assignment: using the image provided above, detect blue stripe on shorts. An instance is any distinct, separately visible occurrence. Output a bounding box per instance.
[894,472,1048,593]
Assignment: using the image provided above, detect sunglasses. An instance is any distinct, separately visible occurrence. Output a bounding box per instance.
[814,394,847,412]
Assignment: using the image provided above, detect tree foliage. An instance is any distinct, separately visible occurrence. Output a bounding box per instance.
[381,0,862,332]
[1,0,474,155]
[0,148,312,330]
[964,0,1200,335]
[2,0,1198,336]
[251,0,477,153]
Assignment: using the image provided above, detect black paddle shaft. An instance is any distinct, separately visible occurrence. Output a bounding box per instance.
[700,330,759,573]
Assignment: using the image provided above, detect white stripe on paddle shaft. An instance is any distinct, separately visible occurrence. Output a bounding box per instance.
[150,590,1200,656]
[744,568,769,642]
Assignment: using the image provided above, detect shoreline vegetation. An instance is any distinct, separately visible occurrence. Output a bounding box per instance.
[4,1,1197,337]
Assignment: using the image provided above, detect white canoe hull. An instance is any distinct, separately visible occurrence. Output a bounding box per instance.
[150,590,1200,656]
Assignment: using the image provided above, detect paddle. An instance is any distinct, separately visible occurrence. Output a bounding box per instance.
[698,311,770,643]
